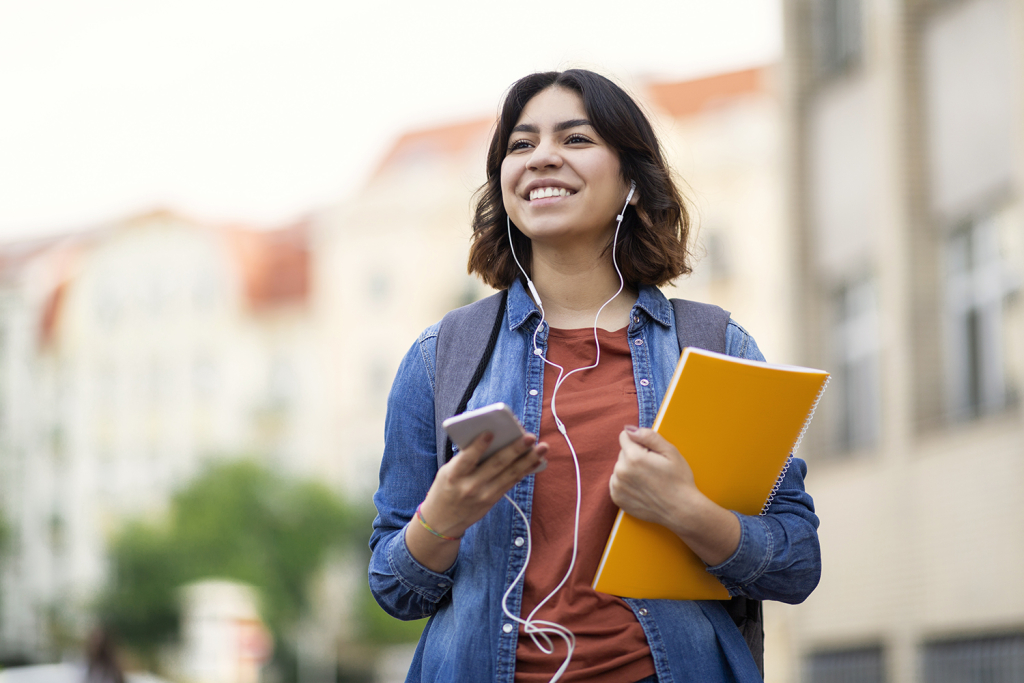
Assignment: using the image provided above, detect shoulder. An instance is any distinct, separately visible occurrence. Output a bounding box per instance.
[665,294,731,352]
[412,290,507,397]
[415,322,441,383]
[387,322,441,397]
[438,291,507,334]
[725,319,766,362]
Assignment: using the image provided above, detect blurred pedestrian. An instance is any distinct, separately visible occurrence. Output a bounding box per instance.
[84,627,125,683]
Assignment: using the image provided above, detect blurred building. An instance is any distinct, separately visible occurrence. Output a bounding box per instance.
[779,0,1024,681]
[310,118,496,498]
[652,67,796,364]
[0,211,315,659]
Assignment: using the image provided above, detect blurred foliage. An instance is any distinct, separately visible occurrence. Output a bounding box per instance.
[98,459,361,663]
[357,587,427,645]
[348,505,428,646]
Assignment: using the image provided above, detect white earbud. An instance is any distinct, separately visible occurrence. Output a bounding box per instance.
[617,180,636,222]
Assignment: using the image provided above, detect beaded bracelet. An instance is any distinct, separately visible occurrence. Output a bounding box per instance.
[416,503,463,542]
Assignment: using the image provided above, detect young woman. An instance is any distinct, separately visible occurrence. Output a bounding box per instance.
[369,69,821,683]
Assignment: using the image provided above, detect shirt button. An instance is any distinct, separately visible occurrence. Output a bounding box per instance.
[534,348,543,355]
[638,608,649,617]
[634,338,644,346]
[633,316,640,323]
[529,389,539,396]
[639,379,650,387]
[438,582,449,588]
[503,623,514,633]
[514,537,525,547]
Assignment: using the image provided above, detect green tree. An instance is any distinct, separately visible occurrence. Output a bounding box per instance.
[98,459,361,669]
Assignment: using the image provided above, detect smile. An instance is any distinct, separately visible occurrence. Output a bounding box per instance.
[528,187,574,201]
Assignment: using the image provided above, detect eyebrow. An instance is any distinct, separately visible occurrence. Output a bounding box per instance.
[511,118,593,134]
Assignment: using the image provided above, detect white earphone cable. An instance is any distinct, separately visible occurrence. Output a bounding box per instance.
[501,183,634,682]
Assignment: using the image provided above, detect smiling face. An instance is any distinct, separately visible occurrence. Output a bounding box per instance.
[500,86,632,251]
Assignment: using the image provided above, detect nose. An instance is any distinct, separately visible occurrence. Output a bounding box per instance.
[526,137,563,171]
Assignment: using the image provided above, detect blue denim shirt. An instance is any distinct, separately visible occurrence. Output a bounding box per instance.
[369,280,821,683]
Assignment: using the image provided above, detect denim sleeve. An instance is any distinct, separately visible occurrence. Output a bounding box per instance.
[368,326,458,620]
[704,320,822,604]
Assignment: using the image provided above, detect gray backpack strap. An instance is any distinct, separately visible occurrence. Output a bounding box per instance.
[670,298,730,353]
[670,297,763,678]
[433,290,508,470]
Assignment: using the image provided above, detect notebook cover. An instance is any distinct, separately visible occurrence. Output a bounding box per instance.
[591,347,829,600]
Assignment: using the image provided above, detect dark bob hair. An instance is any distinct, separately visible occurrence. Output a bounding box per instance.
[468,69,692,290]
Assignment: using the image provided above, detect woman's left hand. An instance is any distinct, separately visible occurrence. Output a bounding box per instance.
[609,426,741,566]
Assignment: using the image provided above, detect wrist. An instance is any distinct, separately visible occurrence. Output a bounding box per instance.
[420,497,470,538]
[667,489,742,567]
[665,485,713,538]
[415,503,463,542]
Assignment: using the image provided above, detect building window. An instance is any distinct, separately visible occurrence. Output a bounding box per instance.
[944,214,1017,420]
[833,278,881,450]
[806,645,886,683]
[704,229,732,283]
[814,0,863,80]
[923,634,1024,683]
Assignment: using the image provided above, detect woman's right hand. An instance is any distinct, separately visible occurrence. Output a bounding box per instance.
[405,431,548,573]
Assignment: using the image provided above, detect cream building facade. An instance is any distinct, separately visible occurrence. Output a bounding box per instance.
[779,0,1024,681]
[0,211,316,660]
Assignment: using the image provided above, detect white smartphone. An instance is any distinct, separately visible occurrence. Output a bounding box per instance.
[442,402,527,463]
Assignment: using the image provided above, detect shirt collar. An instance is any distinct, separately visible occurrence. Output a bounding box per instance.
[633,285,673,327]
[506,279,540,331]
[505,279,673,330]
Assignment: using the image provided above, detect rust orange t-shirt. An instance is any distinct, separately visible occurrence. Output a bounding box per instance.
[514,326,656,683]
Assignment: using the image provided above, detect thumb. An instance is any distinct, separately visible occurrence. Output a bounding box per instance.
[621,425,676,458]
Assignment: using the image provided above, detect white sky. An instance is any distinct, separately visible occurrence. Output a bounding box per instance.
[0,0,781,240]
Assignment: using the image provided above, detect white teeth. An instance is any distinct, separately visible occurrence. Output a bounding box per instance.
[529,187,572,200]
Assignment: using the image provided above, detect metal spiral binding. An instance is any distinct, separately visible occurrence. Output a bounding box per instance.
[760,375,830,516]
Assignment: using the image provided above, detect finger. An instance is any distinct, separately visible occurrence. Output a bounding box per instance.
[480,441,549,499]
[447,431,495,474]
[617,430,653,463]
[608,465,645,509]
[476,433,538,475]
[621,425,679,459]
[490,440,548,487]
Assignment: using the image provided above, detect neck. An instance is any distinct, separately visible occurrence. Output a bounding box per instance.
[527,243,637,331]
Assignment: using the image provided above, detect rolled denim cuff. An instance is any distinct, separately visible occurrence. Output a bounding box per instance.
[386,525,457,602]
[704,511,771,593]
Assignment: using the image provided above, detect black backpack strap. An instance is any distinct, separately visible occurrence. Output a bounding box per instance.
[433,290,508,470]
[670,298,764,678]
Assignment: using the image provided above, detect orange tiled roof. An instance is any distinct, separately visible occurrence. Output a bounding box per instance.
[38,280,68,347]
[371,67,771,180]
[645,67,768,118]
[223,221,310,311]
[373,117,494,178]
[1,209,310,351]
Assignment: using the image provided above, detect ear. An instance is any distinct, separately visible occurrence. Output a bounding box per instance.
[627,180,639,205]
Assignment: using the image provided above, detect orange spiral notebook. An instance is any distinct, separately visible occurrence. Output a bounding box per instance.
[591,347,829,600]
